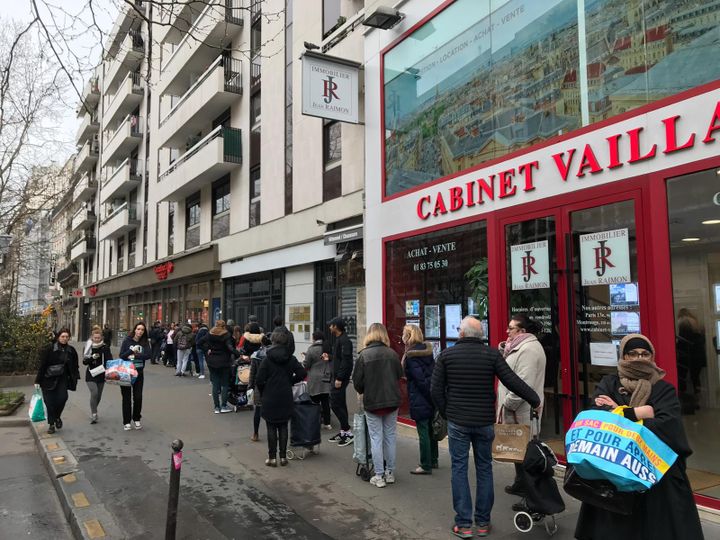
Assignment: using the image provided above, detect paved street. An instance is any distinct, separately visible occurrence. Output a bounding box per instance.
[5,345,720,539]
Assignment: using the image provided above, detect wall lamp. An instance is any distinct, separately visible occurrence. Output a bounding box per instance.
[362,6,404,30]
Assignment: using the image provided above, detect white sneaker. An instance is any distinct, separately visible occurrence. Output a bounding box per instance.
[369,475,386,488]
[123,424,132,431]
[385,471,395,484]
[198,375,205,379]
[322,424,333,431]
[133,421,142,430]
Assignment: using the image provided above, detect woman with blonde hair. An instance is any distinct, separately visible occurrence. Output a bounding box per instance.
[83,325,112,424]
[352,323,403,488]
[402,324,437,474]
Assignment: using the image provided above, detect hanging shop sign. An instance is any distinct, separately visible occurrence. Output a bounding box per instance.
[71,289,84,298]
[88,285,98,297]
[301,51,360,124]
[154,261,174,281]
[579,228,631,286]
[510,240,550,290]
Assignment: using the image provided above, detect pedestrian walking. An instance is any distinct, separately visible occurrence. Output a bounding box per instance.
[431,316,540,539]
[242,322,267,440]
[149,321,164,365]
[195,322,209,379]
[102,323,113,348]
[255,329,306,467]
[402,324,438,475]
[206,320,240,413]
[574,333,704,540]
[303,330,333,430]
[496,313,546,502]
[83,325,112,424]
[35,328,80,434]
[352,323,403,488]
[174,323,194,376]
[119,322,151,431]
[326,316,354,446]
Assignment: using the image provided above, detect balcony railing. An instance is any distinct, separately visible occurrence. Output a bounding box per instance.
[104,157,142,188]
[159,126,242,182]
[106,71,143,114]
[250,58,261,90]
[160,55,242,128]
[57,263,79,284]
[102,202,138,225]
[106,114,143,147]
[250,0,261,24]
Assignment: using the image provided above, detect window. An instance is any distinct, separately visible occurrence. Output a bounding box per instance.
[249,166,261,228]
[168,203,175,255]
[128,230,137,269]
[117,237,125,273]
[186,193,200,250]
[251,92,261,126]
[212,176,230,240]
[323,0,342,37]
[324,121,341,165]
[285,1,293,216]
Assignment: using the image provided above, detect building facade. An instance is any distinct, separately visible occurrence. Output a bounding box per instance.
[364,0,720,507]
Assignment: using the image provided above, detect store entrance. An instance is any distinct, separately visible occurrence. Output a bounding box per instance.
[500,194,643,454]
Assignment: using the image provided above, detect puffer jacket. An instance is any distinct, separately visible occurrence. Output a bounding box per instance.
[206,329,239,369]
[240,331,264,358]
[497,334,546,427]
[404,342,435,421]
[352,341,403,412]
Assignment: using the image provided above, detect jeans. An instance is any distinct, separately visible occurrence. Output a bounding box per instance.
[416,418,439,471]
[86,381,105,415]
[266,421,289,459]
[195,349,205,376]
[448,421,495,527]
[365,409,398,476]
[176,349,191,374]
[311,393,331,425]
[121,370,144,424]
[330,381,350,431]
[209,366,230,408]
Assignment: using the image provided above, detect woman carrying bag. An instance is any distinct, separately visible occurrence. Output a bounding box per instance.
[83,325,112,424]
[119,322,151,431]
[303,330,333,430]
[35,328,80,434]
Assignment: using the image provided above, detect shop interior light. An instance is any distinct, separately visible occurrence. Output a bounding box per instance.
[682,237,701,242]
[362,6,404,30]
[702,219,720,225]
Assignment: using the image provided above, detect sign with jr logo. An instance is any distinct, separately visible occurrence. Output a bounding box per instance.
[301,51,360,124]
[510,240,550,290]
[579,228,631,286]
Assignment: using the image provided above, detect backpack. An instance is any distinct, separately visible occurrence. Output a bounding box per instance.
[176,332,189,350]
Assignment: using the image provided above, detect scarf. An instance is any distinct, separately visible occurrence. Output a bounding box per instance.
[503,332,534,358]
[618,357,665,407]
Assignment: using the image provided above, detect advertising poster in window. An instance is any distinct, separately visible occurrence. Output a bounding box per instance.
[424,305,440,338]
[511,240,550,290]
[445,304,462,339]
[580,228,631,286]
[406,299,420,317]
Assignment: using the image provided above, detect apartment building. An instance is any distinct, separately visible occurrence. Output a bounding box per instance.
[69,0,366,350]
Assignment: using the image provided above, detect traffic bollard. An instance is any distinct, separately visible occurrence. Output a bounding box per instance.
[165,439,184,540]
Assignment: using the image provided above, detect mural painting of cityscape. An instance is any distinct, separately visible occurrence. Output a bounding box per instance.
[383,0,720,197]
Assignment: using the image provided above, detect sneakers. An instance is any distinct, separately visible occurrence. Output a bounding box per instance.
[328,432,342,443]
[133,421,142,430]
[384,471,395,484]
[198,375,205,379]
[337,433,354,447]
[123,424,132,431]
[322,424,333,431]
[279,458,289,467]
[47,424,56,434]
[451,525,473,539]
[476,523,491,537]
[369,475,386,488]
[55,418,63,429]
[90,414,98,424]
[220,406,233,413]
[250,433,259,442]
[504,484,526,497]
[265,458,277,467]
[214,407,221,414]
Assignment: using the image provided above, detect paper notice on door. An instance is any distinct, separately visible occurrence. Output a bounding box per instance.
[589,342,618,366]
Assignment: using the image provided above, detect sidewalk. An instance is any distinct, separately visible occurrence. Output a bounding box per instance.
[10,342,720,539]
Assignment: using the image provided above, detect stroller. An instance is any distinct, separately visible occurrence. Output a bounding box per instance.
[227,358,253,412]
[287,382,321,460]
[512,414,565,535]
[353,411,373,481]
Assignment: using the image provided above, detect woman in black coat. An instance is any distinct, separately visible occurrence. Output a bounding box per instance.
[35,328,80,434]
[119,322,151,431]
[402,324,437,474]
[575,333,704,540]
[256,329,306,467]
[206,320,240,413]
[83,325,112,424]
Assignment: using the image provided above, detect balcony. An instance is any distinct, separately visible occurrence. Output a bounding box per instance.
[159,0,243,95]
[72,173,97,204]
[156,126,242,202]
[158,55,242,148]
[99,202,140,241]
[71,207,96,232]
[74,138,99,174]
[70,234,96,262]
[75,77,100,117]
[57,263,79,285]
[104,1,146,59]
[105,30,144,91]
[102,115,143,167]
[76,110,99,145]
[103,72,144,130]
[100,158,142,204]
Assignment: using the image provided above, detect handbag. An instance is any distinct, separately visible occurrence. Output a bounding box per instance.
[431,410,447,441]
[492,408,530,462]
[45,363,65,378]
[563,465,637,515]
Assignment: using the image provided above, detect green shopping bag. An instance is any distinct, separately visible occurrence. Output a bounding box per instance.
[29,389,45,422]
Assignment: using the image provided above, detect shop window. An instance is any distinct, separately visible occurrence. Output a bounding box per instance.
[249,166,261,228]
[185,192,200,250]
[667,167,720,493]
[212,176,230,240]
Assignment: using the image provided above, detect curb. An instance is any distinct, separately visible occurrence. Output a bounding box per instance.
[29,420,125,539]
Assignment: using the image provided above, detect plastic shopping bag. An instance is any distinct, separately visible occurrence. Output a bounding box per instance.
[29,389,45,422]
[104,359,138,386]
[565,408,678,492]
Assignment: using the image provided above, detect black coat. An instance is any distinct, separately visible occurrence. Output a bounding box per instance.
[256,346,306,423]
[240,332,265,358]
[574,375,704,540]
[149,326,164,345]
[404,342,435,421]
[82,341,113,383]
[352,341,403,411]
[119,336,151,370]
[431,337,540,427]
[206,330,239,369]
[35,342,80,391]
[332,332,354,382]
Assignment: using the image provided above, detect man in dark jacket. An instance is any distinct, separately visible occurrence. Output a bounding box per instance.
[195,322,209,379]
[431,316,540,538]
[102,323,113,348]
[271,316,295,355]
[149,321,164,365]
[326,317,354,446]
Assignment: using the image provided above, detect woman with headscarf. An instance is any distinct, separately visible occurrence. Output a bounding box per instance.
[35,328,80,434]
[574,333,704,540]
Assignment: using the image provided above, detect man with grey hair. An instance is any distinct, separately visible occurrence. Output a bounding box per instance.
[431,316,540,538]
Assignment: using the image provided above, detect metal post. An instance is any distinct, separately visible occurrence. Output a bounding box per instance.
[165,439,184,540]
